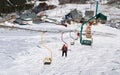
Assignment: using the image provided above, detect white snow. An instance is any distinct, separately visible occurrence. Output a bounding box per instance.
[0,2,120,75]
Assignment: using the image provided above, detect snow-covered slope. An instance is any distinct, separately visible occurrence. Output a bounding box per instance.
[0,2,120,75]
[0,23,120,75]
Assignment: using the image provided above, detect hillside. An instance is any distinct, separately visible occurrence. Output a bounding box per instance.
[0,22,120,75]
[0,1,120,75]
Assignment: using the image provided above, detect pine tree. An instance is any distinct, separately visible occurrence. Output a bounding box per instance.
[0,0,10,7]
[9,0,26,5]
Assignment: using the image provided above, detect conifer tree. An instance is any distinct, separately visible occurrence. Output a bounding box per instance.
[0,0,9,7]
[9,0,26,5]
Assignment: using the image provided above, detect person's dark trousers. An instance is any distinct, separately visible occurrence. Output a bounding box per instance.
[62,51,67,57]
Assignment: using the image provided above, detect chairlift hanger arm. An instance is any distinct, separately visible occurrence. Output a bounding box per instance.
[61,32,67,44]
[41,32,52,60]
[69,32,75,40]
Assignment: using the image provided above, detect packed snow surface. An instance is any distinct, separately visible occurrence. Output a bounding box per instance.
[0,23,120,75]
[0,3,120,75]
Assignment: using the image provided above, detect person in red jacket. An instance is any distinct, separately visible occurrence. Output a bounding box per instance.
[61,44,68,57]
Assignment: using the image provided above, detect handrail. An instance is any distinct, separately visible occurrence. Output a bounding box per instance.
[69,32,75,40]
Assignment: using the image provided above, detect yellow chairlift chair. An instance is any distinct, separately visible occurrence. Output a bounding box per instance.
[41,32,52,65]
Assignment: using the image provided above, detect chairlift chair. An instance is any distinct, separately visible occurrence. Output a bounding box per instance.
[80,26,93,46]
[70,41,75,45]
[80,17,94,46]
[80,1,107,46]
[43,57,52,65]
[80,14,106,46]
[41,32,52,65]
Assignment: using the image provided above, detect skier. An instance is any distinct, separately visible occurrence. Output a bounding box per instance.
[61,44,68,57]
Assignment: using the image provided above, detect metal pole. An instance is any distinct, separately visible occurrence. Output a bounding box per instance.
[95,1,98,16]
[90,0,94,9]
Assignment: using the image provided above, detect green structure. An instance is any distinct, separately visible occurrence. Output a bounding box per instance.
[80,1,107,46]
